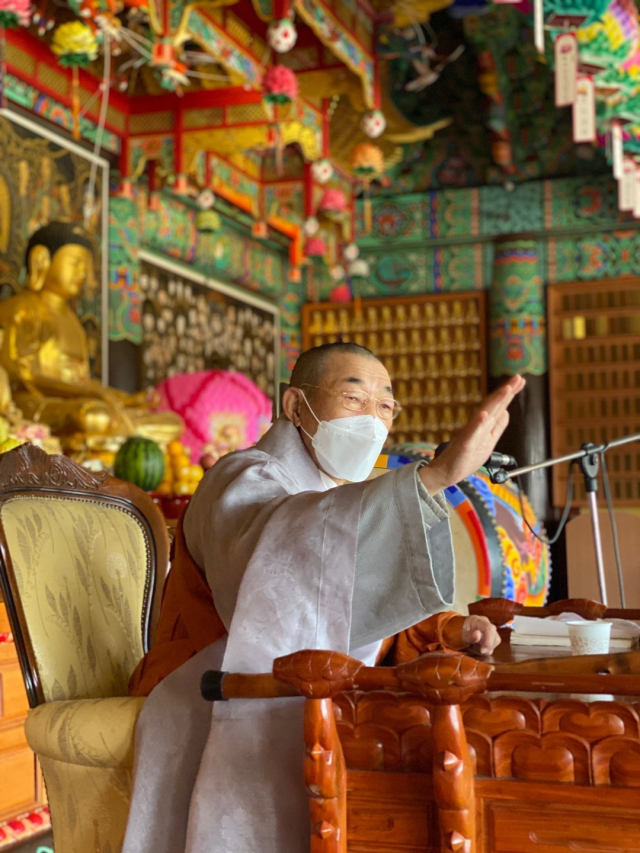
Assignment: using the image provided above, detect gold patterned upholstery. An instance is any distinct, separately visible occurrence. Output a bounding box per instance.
[0,444,168,853]
[2,497,148,701]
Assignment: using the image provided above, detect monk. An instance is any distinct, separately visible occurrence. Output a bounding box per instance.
[124,342,524,853]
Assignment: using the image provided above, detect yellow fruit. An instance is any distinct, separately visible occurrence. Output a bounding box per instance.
[168,440,184,457]
[156,482,172,495]
[173,453,191,471]
[189,465,203,481]
[0,437,23,453]
[174,481,191,495]
[0,418,8,445]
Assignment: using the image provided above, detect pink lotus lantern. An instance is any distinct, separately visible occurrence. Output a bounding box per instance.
[154,370,273,464]
[304,236,327,258]
[262,65,299,104]
[319,188,348,213]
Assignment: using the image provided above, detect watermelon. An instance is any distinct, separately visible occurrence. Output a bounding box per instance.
[114,436,165,492]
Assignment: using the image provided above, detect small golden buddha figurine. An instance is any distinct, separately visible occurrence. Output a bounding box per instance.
[0,222,182,447]
[354,332,365,347]
[426,354,439,377]
[454,378,468,402]
[381,305,393,330]
[413,354,425,379]
[366,306,378,331]
[455,406,467,429]
[338,309,351,334]
[437,327,451,351]
[323,310,338,335]
[409,407,423,432]
[395,305,408,328]
[451,300,464,325]
[437,301,450,326]
[313,336,324,347]
[465,299,480,324]
[408,304,421,329]
[441,406,455,432]
[409,379,422,404]
[381,331,394,355]
[396,330,408,355]
[439,378,452,404]
[409,329,422,354]
[440,352,454,377]
[396,379,409,402]
[425,329,437,353]
[397,355,410,380]
[383,356,395,376]
[453,352,468,376]
[308,310,323,335]
[467,325,480,350]
[452,327,467,351]
[425,406,439,433]
[425,378,437,402]
[468,352,481,375]
[424,302,436,327]
[368,332,380,353]
[468,377,482,402]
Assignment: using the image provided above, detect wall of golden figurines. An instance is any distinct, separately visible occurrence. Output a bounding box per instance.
[302,293,486,446]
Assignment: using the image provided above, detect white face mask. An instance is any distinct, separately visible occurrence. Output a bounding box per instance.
[299,390,388,482]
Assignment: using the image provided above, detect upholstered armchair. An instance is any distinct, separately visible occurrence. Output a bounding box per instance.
[0,444,169,853]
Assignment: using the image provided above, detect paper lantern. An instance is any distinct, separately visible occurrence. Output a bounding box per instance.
[262,65,298,104]
[319,188,348,213]
[51,20,98,65]
[195,210,221,233]
[197,189,216,210]
[305,236,327,258]
[311,158,334,184]
[0,0,31,28]
[351,143,385,178]
[361,110,387,139]
[267,18,298,53]
[330,265,346,281]
[343,243,359,262]
[348,259,370,277]
[303,216,320,236]
[155,370,272,464]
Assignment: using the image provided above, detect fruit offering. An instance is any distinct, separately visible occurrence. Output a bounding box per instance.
[0,437,23,453]
[114,436,165,492]
[157,439,204,496]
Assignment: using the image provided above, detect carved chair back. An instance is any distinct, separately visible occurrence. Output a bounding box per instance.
[0,444,169,707]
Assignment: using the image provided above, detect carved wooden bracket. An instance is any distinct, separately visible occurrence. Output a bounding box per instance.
[468,598,523,626]
[396,653,493,705]
[273,650,363,698]
[0,444,108,492]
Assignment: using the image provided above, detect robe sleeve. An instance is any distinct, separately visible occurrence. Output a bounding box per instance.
[350,462,455,649]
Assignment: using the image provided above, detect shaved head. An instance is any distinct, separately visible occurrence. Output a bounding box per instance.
[290,342,380,389]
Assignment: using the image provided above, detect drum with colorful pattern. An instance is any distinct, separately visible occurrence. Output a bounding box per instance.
[373,444,551,610]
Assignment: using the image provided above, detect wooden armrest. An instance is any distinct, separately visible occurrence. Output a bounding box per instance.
[201,649,493,705]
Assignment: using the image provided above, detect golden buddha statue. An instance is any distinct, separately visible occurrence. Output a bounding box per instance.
[0,222,182,448]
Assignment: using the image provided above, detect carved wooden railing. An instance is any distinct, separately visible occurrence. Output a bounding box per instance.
[468,596,640,626]
[202,650,493,853]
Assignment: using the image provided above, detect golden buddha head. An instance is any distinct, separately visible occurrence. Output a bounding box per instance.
[26,221,95,298]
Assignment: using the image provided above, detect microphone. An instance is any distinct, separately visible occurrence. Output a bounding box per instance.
[434,441,517,470]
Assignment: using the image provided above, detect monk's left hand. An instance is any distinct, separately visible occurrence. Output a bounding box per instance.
[461,615,500,655]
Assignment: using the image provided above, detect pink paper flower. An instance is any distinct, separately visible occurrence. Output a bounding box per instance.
[305,236,327,258]
[262,65,298,104]
[0,0,32,27]
[319,188,348,213]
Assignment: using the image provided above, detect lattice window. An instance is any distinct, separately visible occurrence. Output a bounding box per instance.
[548,279,640,507]
[129,112,175,134]
[302,292,487,446]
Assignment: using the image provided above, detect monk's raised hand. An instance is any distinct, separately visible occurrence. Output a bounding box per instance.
[419,375,525,494]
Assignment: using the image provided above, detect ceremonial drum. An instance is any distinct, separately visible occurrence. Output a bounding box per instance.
[372,444,551,612]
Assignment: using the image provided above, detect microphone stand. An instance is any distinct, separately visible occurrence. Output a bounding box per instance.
[487,432,640,607]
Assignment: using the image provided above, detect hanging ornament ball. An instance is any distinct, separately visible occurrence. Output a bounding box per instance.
[267,17,298,53]
[361,110,386,139]
[197,189,216,210]
[348,259,370,278]
[343,243,359,262]
[303,216,320,237]
[330,265,346,282]
[311,158,334,184]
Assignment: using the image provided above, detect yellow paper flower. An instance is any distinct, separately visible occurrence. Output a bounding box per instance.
[51,21,98,65]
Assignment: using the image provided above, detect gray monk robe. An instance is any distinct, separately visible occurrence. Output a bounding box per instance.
[123,415,454,853]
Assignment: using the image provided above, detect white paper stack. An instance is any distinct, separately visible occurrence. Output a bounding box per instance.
[511,613,640,649]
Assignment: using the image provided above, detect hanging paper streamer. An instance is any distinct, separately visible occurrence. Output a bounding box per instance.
[618,157,635,211]
[612,120,624,179]
[534,0,545,53]
[573,76,596,142]
[554,33,578,106]
[633,167,640,218]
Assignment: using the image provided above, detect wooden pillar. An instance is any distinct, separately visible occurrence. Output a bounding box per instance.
[489,236,550,523]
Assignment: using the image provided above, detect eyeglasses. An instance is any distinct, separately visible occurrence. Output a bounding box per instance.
[300,384,403,421]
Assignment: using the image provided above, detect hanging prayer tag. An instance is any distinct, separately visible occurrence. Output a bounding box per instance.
[554,34,578,106]
[534,0,545,53]
[618,159,635,212]
[612,121,624,180]
[572,76,595,143]
[633,167,640,219]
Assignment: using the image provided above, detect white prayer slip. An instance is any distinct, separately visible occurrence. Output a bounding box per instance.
[123,416,455,853]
